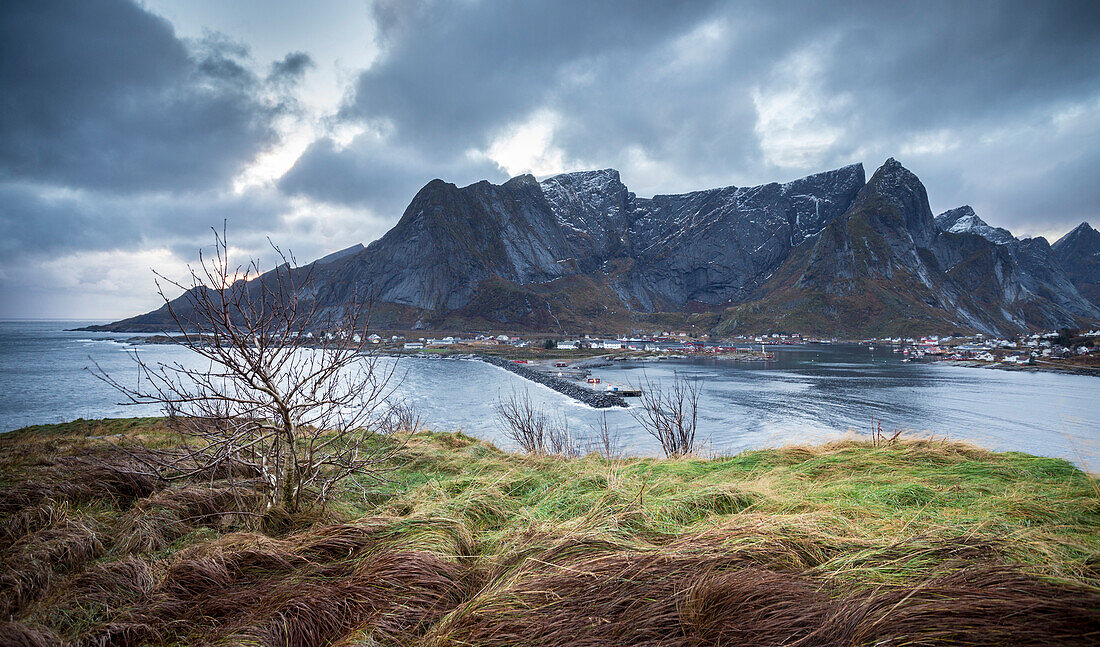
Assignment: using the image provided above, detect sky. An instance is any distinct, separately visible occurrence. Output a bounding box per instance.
[2,0,1099,319]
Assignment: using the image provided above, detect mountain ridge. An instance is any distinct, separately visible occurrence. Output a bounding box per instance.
[90,159,1099,336]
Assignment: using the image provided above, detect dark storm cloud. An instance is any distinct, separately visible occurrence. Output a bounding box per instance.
[279,0,726,213]
[283,0,1100,235]
[269,52,314,84]
[0,0,287,193]
[0,181,287,261]
[345,0,721,156]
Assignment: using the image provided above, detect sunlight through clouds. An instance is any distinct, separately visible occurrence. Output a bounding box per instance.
[468,109,590,178]
[752,48,851,169]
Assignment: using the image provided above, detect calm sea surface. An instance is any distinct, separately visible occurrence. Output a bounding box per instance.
[1,321,1097,471]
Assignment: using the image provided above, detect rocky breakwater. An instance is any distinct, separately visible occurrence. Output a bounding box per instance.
[476,355,628,408]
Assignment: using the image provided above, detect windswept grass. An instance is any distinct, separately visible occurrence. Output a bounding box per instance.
[1,418,1097,645]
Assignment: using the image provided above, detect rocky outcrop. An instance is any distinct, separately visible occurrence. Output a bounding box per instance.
[620,164,866,310]
[717,159,1099,336]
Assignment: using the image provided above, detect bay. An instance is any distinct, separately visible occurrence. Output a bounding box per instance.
[1,321,1096,471]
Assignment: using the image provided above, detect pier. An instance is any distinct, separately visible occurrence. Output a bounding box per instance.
[476,355,628,408]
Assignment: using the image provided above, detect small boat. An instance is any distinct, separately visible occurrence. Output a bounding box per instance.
[868,345,875,351]
[606,385,642,397]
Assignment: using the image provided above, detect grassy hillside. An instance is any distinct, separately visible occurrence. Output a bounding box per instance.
[2,418,1098,645]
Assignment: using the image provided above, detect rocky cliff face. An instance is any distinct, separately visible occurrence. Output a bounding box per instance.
[332,175,573,312]
[621,164,866,310]
[1052,222,1100,308]
[95,159,1099,336]
[715,159,1099,336]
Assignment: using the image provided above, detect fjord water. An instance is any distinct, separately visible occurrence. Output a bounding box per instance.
[1,321,1097,471]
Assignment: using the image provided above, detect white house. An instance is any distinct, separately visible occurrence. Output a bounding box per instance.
[556,340,578,350]
[403,342,423,350]
[601,340,623,350]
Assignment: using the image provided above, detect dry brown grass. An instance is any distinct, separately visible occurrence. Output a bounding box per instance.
[2,419,1098,646]
[425,545,1099,646]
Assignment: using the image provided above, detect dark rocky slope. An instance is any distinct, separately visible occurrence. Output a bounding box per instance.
[91,160,1098,336]
[1052,222,1100,308]
[714,160,1099,336]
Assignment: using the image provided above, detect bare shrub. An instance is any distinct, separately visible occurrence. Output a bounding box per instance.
[379,400,422,436]
[494,389,576,456]
[92,227,404,513]
[585,412,622,460]
[546,415,579,458]
[630,372,701,457]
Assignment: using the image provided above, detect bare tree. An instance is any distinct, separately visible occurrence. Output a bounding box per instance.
[630,371,701,457]
[94,227,405,512]
[494,388,576,456]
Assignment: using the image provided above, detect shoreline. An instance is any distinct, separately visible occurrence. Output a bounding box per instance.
[939,358,1100,377]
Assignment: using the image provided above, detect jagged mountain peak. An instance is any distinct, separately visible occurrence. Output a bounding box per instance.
[503,173,539,188]
[1055,221,1100,247]
[864,158,922,195]
[1051,221,1100,308]
[850,158,936,245]
[543,168,622,184]
[935,206,1015,245]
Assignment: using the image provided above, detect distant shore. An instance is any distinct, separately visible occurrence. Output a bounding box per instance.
[940,358,1100,377]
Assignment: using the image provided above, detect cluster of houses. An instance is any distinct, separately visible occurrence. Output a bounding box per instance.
[863,331,1097,364]
[376,326,1096,364]
[401,333,523,351]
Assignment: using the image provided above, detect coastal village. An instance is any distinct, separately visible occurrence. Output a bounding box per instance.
[383,328,1098,367]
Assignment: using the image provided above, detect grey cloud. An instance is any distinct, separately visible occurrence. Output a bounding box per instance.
[342,1,721,157]
[0,0,294,193]
[279,135,505,217]
[270,51,314,83]
[0,181,288,262]
[280,0,1099,237]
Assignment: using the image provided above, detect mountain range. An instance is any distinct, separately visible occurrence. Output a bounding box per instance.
[95,159,1100,337]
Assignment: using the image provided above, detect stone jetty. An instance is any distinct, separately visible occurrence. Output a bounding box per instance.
[476,355,628,408]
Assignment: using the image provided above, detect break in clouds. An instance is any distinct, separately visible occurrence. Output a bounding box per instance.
[2,0,1099,317]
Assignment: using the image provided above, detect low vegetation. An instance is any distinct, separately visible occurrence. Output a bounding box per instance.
[2,417,1098,646]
